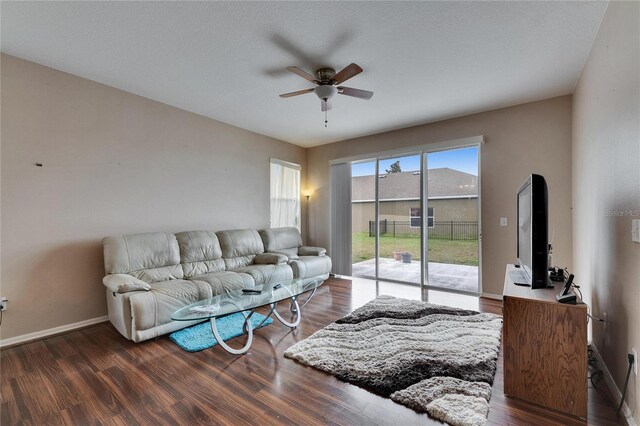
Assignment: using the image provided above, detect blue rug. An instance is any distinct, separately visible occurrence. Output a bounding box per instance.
[169,312,273,352]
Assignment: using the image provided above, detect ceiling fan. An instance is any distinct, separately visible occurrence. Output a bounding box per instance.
[279,63,373,125]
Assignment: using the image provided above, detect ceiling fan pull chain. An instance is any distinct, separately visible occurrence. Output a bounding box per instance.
[324,100,328,127]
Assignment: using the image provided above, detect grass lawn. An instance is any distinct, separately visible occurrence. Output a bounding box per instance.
[352,232,478,266]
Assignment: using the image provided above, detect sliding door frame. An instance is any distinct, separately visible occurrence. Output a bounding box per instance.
[374,159,380,280]
[338,135,485,296]
[421,151,428,297]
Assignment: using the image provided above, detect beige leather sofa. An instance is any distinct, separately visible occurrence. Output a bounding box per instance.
[102,227,330,342]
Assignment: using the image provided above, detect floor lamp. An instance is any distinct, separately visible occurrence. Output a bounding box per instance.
[301,189,313,244]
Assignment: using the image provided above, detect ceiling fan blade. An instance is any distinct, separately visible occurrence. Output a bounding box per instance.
[337,86,374,100]
[332,63,363,85]
[279,88,314,98]
[286,66,319,83]
[321,100,332,112]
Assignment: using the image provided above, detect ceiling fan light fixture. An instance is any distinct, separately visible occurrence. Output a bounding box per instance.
[279,63,372,128]
[314,85,337,101]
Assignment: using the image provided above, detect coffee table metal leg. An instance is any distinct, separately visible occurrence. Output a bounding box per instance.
[298,285,318,309]
[272,298,301,328]
[253,305,275,330]
[290,279,321,313]
[242,310,256,334]
[210,315,253,355]
[291,286,318,313]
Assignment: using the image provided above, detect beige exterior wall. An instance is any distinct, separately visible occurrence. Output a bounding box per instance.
[308,95,573,297]
[572,2,640,422]
[428,199,478,223]
[352,198,478,233]
[0,54,307,341]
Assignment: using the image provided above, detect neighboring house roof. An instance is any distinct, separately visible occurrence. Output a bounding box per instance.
[351,168,478,201]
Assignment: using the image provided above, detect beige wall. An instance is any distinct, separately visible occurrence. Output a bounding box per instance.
[308,96,573,296]
[572,1,640,422]
[352,199,478,233]
[0,54,306,341]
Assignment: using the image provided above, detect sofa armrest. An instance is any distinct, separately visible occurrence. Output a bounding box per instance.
[267,250,299,260]
[298,246,327,256]
[103,274,151,294]
[254,253,288,265]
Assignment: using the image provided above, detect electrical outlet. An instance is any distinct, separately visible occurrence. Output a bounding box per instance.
[633,348,638,376]
[500,217,508,227]
[603,312,607,330]
[632,219,640,243]
[0,297,7,311]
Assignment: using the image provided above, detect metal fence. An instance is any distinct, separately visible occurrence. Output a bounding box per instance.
[369,220,478,240]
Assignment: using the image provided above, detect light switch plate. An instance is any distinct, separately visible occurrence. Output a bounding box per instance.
[500,217,508,227]
[632,220,640,243]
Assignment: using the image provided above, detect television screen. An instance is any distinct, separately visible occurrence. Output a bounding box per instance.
[515,174,549,289]
[517,184,533,279]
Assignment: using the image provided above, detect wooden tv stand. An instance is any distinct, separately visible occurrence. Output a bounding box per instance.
[502,264,587,418]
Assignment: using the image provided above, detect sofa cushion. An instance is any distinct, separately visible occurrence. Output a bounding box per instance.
[259,227,302,251]
[191,271,254,295]
[175,231,225,277]
[254,253,288,265]
[290,256,333,279]
[269,248,299,259]
[217,229,265,269]
[103,232,183,283]
[129,279,211,334]
[234,264,293,285]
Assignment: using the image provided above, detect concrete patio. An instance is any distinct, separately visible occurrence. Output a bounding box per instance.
[351,257,478,293]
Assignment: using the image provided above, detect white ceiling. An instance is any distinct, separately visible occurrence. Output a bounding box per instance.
[1,1,607,147]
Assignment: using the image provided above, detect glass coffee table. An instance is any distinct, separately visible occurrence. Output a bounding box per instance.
[171,276,325,355]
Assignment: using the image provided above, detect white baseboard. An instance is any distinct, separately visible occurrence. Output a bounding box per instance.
[0,316,109,349]
[481,292,503,301]
[590,344,637,426]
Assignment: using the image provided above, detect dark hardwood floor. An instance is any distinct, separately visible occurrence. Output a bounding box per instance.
[0,277,626,425]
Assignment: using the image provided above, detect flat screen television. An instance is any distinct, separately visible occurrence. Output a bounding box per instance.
[515,174,549,289]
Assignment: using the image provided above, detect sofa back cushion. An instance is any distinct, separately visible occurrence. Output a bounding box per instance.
[259,227,302,258]
[216,229,264,270]
[103,232,184,283]
[175,231,225,277]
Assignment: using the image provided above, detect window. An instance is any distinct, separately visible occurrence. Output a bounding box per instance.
[409,207,435,228]
[270,159,301,230]
[410,207,420,227]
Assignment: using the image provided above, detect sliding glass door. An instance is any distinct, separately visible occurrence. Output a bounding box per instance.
[425,146,480,293]
[377,154,422,284]
[351,159,376,277]
[349,142,481,295]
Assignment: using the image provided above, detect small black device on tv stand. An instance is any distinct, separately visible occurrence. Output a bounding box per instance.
[556,273,576,304]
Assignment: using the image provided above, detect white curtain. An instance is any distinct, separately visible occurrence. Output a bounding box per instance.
[330,162,352,275]
[270,160,301,231]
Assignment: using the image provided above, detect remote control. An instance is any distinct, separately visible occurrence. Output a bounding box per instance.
[242,289,261,294]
